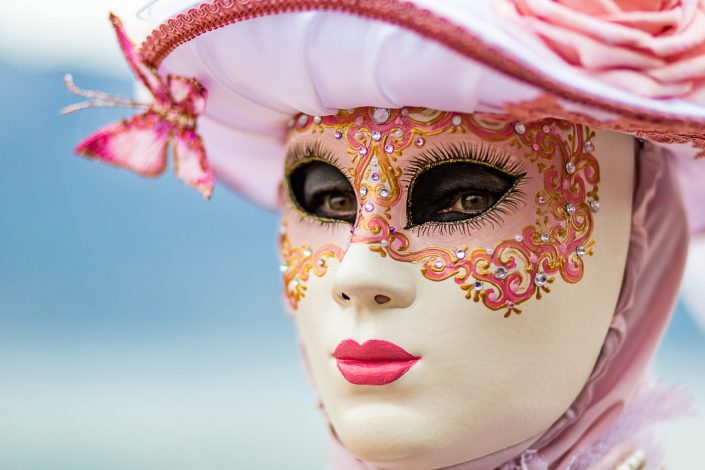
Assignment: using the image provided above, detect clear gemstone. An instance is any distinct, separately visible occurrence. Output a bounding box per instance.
[534,272,548,287]
[486,248,494,255]
[290,279,299,287]
[313,116,322,124]
[317,259,325,267]
[514,122,526,135]
[584,140,595,153]
[297,115,309,127]
[538,195,547,205]
[371,173,380,181]
[372,108,391,124]
[532,144,540,151]
[381,239,388,247]
[379,188,389,199]
[565,161,576,174]
[515,234,523,242]
[456,249,466,260]
[358,147,367,155]
[334,130,343,139]
[360,187,368,197]
[576,246,586,257]
[303,248,313,257]
[354,131,363,140]
[371,131,382,141]
[543,125,551,133]
[364,203,374,212]
[590,200,600,213]
[279,263,288,272]
[415,137,425,147]
[392,129,403,138]
[452,115,462,126]
[566,203,576,215]
[401,108,410,116]
[473,281,483,291]
[540,233,550,243]
[385,144,394,153]
[494,267,508,280]
[434,259,444,269]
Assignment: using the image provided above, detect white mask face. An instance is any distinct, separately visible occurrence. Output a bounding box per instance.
[278,108,634,469]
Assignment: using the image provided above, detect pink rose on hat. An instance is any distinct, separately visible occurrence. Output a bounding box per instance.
[499,0,705,98]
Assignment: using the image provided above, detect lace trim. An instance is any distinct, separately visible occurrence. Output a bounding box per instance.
[139,0,705,147]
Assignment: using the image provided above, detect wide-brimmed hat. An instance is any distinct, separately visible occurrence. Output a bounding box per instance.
[103,0,705,235]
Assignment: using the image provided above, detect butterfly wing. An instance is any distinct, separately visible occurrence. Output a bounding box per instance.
[76,111,171,177]
[168,76,207,115]
[109,13,167,102]
[172,128,216,199]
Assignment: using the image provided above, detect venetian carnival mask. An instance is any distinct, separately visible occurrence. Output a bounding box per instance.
[278,108,634,469]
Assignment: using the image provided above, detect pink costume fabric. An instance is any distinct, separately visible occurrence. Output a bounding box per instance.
[325,142,690,469]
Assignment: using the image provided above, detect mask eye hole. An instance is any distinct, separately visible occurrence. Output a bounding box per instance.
[406,159,522,228]
[287,160,357,224]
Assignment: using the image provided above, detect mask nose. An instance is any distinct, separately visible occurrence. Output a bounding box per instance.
[332,243,417,310]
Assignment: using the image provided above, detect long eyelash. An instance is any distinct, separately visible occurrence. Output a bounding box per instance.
[405,141,529,236]
[285,140,339,173]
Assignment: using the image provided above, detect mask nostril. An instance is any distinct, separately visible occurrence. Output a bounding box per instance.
[341,293,351,301]
[374,294,391,305]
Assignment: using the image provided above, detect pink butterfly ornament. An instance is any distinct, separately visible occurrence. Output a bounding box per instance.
[63,13,215,199]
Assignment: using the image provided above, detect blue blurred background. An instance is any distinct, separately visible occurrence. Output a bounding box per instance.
[1,3,703,468]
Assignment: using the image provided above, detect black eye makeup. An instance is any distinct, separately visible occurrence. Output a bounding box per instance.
[405,142,527,235]
[286,142,357,225]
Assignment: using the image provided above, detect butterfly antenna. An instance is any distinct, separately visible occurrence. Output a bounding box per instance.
[62,74,148,114]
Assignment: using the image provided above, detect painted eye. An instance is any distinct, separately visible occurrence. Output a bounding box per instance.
[407,161,520,226]
[287,160,357,224]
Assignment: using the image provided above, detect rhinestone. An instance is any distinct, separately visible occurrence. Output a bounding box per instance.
[434,259,444,269]
[534,272,548,287]
[354,131,363,140]
[371,172,380,181]
[371,130,382,141]
[455,249,466,260]
[473,281,483,291]
[494,267,508,280]
[364,203,374,212]
[532,144,540,151]
[372,108,391,125]
[514,122,526,135]
[290,279,299,287]
[313,116,322,124]
[538,195,547,205]
[590,200,600,213]
[334,130,343,139]
[297,115,309,127]
[279,263,288,273]
[381,239,388,247]
[584,140,595,153]
[317,259,325,267]
[384,144,394,153]
[452,115,463,126]
[576,246,586,257]
[358,147,367,155]
[303,248,313,257]
[515,234,523,242]
[415,137,425,147]
[540,233,550,243]
[379,188,389,199]
[401,108,410,116]
[566,203,576,215]
[392,129,403,138]
[486,248,494,255]
[360,187,368,197]
[565,161,576,174]
[349,227,355,234]
[389,226,396,233]
[543,125,551,133]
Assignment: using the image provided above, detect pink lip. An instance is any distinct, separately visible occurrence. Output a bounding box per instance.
[332,339,421,386]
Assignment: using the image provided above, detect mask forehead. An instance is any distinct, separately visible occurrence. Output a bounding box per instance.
[280,107,600,317]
